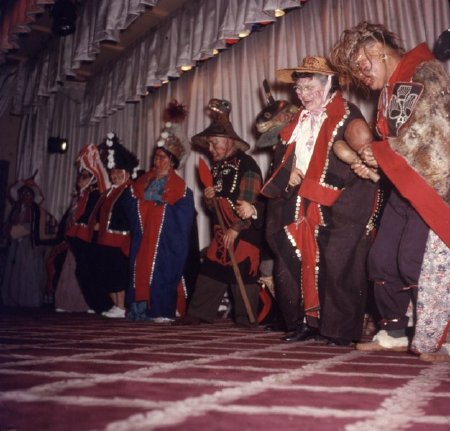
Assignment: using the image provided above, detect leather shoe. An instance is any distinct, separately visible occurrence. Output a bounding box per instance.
[281,324,318,342]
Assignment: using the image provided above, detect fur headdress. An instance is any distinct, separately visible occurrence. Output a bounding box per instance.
[98,133,140,179]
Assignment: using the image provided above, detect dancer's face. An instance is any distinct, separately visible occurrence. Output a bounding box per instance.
[350,41,389,90]
[294,76,327,112]
[110,168,129,186]
[208,137,235,161]
[153,149,172,176]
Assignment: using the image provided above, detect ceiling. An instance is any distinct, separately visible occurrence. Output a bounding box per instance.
[1,0,189,82]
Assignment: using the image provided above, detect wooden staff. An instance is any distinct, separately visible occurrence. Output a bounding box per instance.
[198,158,256,323]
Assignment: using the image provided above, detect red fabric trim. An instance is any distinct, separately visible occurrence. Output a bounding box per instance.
[286,93,347,318]
[373,140,450,248]
[96,183,130,256]
[287,202,321,318]
[206,224,260,276]
[389,44,434,86]
[257,288,272,323]
[134,203,164,302]
[133,169,187,302]
[65,191,89,239]
[300,178,342,206]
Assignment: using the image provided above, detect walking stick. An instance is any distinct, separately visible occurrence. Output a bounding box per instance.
[198,158,256,323]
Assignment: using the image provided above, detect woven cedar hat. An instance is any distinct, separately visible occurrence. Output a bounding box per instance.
[98,133,140,178]
[276,56,335,83]
[191,98,250,152]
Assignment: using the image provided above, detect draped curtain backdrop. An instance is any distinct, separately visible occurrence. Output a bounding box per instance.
[1,0,449,248]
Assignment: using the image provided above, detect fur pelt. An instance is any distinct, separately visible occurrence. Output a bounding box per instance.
[388,60,450,205]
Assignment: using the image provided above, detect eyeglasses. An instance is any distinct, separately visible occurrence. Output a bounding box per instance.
[292,84,320,94]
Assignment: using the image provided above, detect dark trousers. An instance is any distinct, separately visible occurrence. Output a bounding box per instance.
[188,274,259,325]
[368,190,429,330]
[68,237,114,313]
[267,229,304,331]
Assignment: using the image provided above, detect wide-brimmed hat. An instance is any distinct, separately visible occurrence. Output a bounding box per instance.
[191,98,250,152]
[276,56,335,83]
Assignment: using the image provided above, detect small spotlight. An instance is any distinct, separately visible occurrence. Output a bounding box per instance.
[212,48,219,55]
[48,137,69,154]
[274,8,285,17]
[180,65,193,71]
[238,29,251,38]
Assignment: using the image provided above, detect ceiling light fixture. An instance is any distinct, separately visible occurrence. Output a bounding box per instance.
[274,8,285,17]
[238,29,251,38]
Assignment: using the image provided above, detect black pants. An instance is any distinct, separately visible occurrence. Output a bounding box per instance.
[188,274,259,325]
[68,237,114,313]
[267,230,304,332]
[368,190,429,330]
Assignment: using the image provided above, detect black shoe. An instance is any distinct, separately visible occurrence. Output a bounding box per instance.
[281,324,318,342]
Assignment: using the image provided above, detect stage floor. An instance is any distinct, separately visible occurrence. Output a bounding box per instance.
[0,309,449,431]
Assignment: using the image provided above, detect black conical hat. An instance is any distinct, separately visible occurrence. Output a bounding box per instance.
[191,98,250,152]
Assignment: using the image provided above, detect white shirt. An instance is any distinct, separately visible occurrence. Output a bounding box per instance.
[288,109,327,175]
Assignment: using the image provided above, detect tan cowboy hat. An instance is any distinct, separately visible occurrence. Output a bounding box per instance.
[276,56,335,83]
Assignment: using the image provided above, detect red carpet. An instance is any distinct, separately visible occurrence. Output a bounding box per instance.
[0,310,449,431]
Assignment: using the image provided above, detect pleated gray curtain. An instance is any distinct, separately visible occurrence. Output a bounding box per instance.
[5,0,449,248]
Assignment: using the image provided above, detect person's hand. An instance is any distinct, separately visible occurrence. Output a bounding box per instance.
[351,162,373,179]
[236,200,256,220]
[204,186,215,199]
[358,144,378,168]
[10,224,30,239]
[288,167,304,187]
[223,228,238,249]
